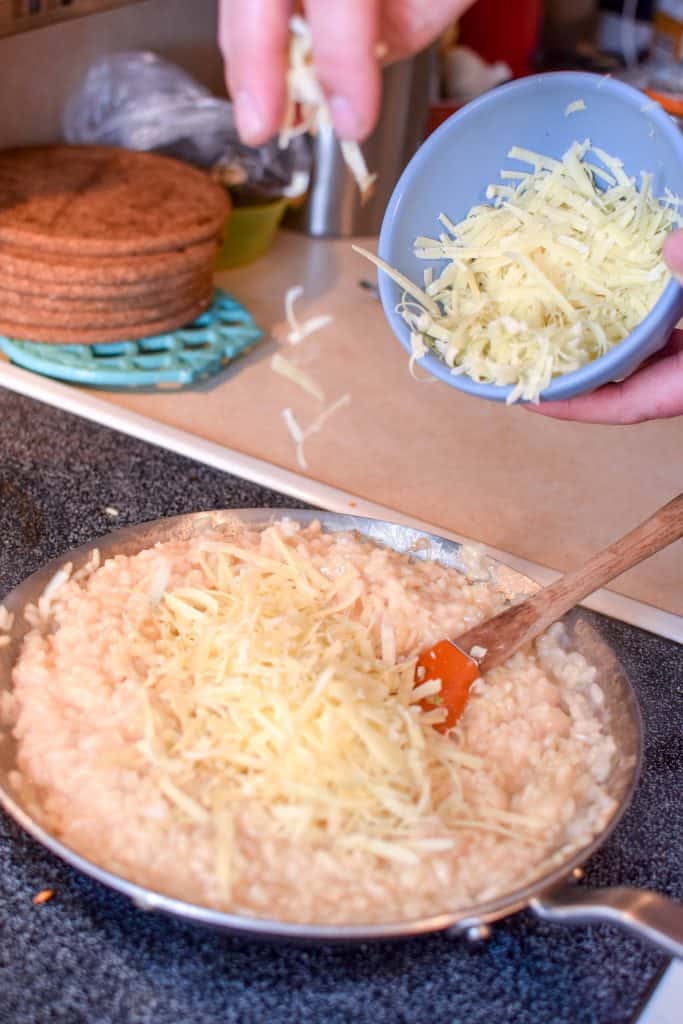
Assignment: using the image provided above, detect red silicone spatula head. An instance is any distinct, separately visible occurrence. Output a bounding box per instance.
[415,640,481,733]
[415,493,683,733]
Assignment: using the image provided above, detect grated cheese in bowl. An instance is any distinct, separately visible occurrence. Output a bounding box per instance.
[357,141,681,403]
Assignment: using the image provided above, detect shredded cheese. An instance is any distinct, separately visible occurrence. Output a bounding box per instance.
[281,16,377,197]
[284,285,334,345]
[340,140,378,197]
[73,548,101,583]
[304,392,351,440]
[282,407,307,468]
[282,169,311,200]
[408,331,438,383]
[469,645,488,661]
[271,353,325,402]
[37,564,72,620]
[359,141,681,402]
[352,247,440,316]
[114,525,542,878]
[282,394,351,469]
[565,99,587,116]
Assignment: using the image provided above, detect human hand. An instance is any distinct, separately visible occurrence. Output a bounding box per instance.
[219,0,471,145]
[527,232,683,425]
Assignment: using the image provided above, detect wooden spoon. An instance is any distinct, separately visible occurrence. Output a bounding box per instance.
[417,492,683,731]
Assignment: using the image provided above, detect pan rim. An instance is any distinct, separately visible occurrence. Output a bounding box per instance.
[0,508,644,942]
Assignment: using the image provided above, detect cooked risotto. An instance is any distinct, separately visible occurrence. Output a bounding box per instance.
[3,519,617,924]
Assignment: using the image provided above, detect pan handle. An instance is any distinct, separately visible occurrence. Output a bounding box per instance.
[531,883,683,959]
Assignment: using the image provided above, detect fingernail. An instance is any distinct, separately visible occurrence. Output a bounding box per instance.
[234,90,264,144]
[329,94,360,140]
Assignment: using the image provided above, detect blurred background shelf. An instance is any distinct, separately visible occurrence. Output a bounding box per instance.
[0,0,146,39]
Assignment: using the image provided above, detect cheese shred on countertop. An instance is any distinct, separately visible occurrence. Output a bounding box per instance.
[360,141,681,402]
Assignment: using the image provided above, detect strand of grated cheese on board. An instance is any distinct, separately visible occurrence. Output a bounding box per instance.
[274,285,346,468]
[115,524,544,884]
[282,393,351,470]
[281,16,377,197]
[357,140,681,403]
[271,353,326,402]
[282,407,306,467]
[284,285,334,345]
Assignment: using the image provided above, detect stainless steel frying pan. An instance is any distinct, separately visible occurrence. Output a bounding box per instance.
[1,509,681,955]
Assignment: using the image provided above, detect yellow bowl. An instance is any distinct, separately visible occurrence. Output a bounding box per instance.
[215,198,288,270]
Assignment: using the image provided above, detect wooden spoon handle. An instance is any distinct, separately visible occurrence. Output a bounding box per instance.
[467,492,683,672]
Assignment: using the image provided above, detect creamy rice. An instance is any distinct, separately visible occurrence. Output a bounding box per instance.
[4,520,618,925]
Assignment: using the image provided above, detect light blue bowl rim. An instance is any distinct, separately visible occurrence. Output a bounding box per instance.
[377,71,683,402]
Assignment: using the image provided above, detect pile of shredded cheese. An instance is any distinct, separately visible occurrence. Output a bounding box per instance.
[112,526,540,876]
[281,16,377,197]
[359,141,681,402]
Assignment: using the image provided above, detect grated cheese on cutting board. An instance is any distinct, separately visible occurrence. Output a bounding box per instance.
[275,286,344,469]
[357,141,681,402]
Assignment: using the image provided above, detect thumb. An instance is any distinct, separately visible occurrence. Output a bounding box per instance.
[663,230,683,282]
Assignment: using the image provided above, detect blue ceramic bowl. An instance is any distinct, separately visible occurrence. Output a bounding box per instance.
[377,71,683,403]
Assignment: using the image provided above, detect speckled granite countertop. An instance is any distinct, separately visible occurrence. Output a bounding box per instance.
[0,388,681,1024]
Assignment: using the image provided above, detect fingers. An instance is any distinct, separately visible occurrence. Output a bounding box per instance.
[219,0,292,145]
[664,230,683,281]
[526,332,683,425]
[380,0,473,61]
[305,0,381,140]
[528,229,683,425]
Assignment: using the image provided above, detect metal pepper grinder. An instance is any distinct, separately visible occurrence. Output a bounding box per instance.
[285,47,437,238]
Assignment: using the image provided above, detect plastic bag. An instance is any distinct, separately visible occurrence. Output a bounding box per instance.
[63,51,310,202]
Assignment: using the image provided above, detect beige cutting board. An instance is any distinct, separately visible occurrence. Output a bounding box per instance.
[61,231,683,617]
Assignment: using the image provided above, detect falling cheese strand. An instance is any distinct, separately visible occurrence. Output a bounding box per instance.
[280,16,377,197]
[364,141,681,403]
